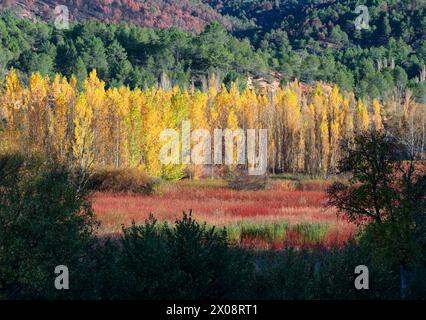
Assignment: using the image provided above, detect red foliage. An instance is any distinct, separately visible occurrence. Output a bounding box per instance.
[15,0,225,32]
[92,180,356,249]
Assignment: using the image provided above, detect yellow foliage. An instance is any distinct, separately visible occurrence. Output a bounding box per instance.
[73,94,94,170]
[372,99,384,131]
[356,99,369,131]
[3,70,418,178]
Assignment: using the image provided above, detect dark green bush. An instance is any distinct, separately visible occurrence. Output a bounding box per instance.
[92,215,417,300]
[96,211,252,300]
[248,243,401,300]
[0,153,98,299]
[314,244,400,300]
[249,249,320,300]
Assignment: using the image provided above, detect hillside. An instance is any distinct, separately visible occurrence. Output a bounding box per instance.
[0,0,425,101]
[1,0,227,31]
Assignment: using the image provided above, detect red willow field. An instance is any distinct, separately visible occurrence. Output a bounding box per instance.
[92,179,356,249]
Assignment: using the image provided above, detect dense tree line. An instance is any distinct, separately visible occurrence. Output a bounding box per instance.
[1,69,424,179]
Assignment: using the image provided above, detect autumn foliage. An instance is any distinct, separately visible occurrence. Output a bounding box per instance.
[9,0,223,32]
[0,69,424,179]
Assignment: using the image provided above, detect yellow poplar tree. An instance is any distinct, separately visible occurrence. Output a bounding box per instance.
[328,85,343,169]
[73,94,94,172]
[141,88,165,177]
[189,90,209,178]
[1,69,24,151]
[305,103,317,174]
[51,75,77,162]
[356,98,369,131]
[25,73,51,154]
[372,99,384,131]
[282,87,301,172]
[126,88,144,167]
[84,70,107,165]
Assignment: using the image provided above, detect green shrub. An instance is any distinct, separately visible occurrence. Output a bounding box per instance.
[315,244,400,299]
[226,221,288,242]
[98,211,253,300]
[249,249,320,299]
[291,222,329,244]
[0,153,98,299]
[249,243,401,300]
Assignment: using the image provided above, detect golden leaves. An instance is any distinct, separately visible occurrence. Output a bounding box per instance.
[3,70,411,177]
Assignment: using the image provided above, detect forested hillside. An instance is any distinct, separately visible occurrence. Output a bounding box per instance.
[0,0,425,101]
[0,14,268,90]
[208,0,426,99]
[2,0,226,31]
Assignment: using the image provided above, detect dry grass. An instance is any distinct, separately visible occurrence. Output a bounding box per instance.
[92,179,356,248]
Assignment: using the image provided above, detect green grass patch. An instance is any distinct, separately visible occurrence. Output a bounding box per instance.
[224,221,289,243]
[211,221,331,246]
[291,222,330,244]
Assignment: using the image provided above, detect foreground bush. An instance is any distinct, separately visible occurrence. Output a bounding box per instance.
[94,211,252,299]
[0,153,98,299]
[92,214,425,300]
[249,243,420,300]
